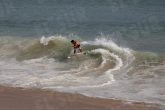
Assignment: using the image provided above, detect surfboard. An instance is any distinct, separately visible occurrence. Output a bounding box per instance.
[67,52,87,59]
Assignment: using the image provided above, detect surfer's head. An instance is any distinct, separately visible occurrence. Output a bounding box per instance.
[71,40,75,43]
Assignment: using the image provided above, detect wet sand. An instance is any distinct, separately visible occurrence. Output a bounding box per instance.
[0,86,162,110]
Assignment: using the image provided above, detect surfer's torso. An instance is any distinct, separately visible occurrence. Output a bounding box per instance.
[72,40,80,48]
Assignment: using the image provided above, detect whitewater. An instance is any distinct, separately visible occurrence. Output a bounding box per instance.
[0,35,164,106]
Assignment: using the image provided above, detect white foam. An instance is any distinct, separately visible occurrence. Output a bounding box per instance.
[0,37,129,90]
[1,36,164,106]
[40,35,68,45]
[90,49,109,68]
[90,48,123,87]
[50,48,122,89]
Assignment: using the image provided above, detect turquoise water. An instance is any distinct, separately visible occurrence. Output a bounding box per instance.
[0,0,165,107]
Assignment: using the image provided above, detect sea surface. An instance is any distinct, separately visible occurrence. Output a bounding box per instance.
[0,0,165,107]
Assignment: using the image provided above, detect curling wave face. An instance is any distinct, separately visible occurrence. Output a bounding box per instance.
[0,36,164,106]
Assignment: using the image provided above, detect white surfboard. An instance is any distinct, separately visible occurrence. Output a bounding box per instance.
[67,52,87,59]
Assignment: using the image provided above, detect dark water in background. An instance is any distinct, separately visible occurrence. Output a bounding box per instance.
[0,0,165,53]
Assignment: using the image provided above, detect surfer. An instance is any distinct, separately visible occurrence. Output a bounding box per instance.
[71,40,82,54]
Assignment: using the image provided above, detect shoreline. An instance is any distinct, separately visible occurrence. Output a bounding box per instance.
[0,85,162,110]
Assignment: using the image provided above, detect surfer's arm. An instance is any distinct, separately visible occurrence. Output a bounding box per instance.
[76,41,80,45]
[72,44,76,48]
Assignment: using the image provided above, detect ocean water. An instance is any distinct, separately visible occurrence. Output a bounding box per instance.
[0,0,165,107]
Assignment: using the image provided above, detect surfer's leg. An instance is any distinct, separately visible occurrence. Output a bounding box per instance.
[74,48,76,54]
[77,45,82,52]
[79,48,82,52]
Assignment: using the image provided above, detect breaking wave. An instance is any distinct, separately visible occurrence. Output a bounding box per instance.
[0,35,164,105]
